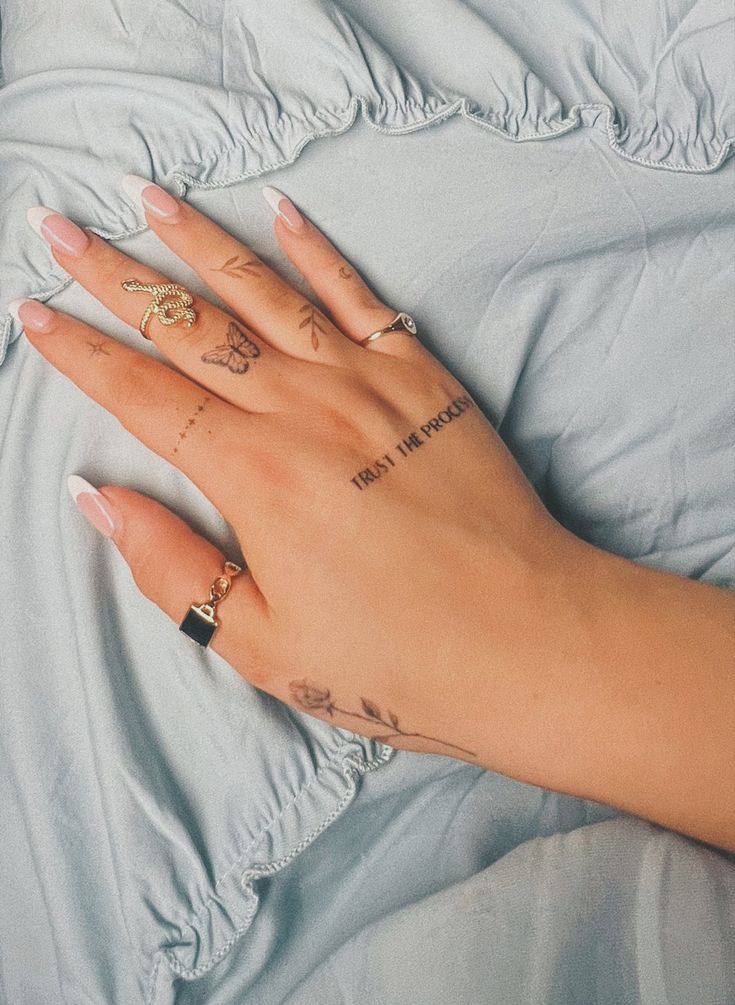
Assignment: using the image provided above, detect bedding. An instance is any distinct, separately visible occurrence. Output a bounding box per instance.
[0,1,733,1002]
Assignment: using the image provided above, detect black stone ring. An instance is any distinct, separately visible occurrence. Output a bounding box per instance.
[179,560,244,648]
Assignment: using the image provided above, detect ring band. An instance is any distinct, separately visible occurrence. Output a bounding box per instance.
[121,279,197,340]
[359,311,418,347]
[179,560,244,648]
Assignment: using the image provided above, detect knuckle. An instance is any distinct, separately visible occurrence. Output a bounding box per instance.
[251,281,298,316]
[412,366,467,406]
[354,284,384,312]
[114,362,157,410]
[94,253,131,288]
[88,240,153,291]
[320,403,362,442]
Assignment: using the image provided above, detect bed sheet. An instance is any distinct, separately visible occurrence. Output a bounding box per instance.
[1,2,734,1003]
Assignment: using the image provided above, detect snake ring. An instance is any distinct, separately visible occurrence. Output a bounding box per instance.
[121,279,197,340]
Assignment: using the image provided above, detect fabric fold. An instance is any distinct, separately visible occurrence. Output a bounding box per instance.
[145,744,395,1003]
[1,0,733,367]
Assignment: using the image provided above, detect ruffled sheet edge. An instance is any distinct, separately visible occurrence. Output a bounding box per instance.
[144,738,396,1004]
[2,92,734,370]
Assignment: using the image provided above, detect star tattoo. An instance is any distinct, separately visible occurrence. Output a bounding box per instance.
[86,340,110,357]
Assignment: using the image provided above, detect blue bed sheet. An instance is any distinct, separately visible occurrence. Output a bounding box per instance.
[1,2,733,1002]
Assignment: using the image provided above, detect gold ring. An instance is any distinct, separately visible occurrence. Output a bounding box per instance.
[179,560,245,648]
[121,279,197,340]
[359,311,418,347]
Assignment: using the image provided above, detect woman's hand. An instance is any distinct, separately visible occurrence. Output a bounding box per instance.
[15,180,734,852]
[15,180,577,766]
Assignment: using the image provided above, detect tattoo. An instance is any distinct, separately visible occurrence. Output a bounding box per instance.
[173,395,210,454]
[297,303,329,351]
[86,340,110,357]
[289,679,477,756]
[350,395,475,490]
[338,266,353,280]
[201,322,260,373]
[211,255,261,279]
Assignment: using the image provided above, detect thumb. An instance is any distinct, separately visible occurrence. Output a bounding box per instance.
[66,475,268,664]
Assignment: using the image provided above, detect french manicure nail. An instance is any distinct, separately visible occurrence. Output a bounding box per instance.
[262,186,305,232]
[121,174,181,222]
[27,207,90,257]
[7,298,57,332]
[67,475,119,538]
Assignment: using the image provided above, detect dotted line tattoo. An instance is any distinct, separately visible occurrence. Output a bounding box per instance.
[173,395,210,454]
[211,255,261,279]
[297,303,329,351]
[350,395,476,490]
[289,679,477,756]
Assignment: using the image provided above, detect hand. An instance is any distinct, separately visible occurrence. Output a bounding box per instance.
[15,180,578,766]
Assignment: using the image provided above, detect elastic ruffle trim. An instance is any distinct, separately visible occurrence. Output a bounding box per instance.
[1,92,732,371]
[144,738,395,1004]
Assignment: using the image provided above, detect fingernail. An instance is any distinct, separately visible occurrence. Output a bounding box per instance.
[122,174,181,222]
[27,207,90,257]
[7,298,56,332]
[262,186,305,232]
[67,475,119,538]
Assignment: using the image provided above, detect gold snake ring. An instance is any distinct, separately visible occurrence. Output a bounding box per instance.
[121,279,197,339]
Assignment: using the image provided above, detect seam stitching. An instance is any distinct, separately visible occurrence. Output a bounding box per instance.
[144,741,395,1002]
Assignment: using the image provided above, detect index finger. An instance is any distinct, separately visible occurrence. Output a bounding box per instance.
[13,299,272,516]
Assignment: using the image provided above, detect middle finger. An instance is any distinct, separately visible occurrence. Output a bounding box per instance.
[120,176,356,364]
[26,209,316,414]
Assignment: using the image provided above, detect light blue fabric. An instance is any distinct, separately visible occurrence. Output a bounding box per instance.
[1,2,734,1003]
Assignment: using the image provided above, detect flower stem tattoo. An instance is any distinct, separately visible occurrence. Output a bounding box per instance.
[211,255,261,279]
[289,680,477,756]
[297,303,329,351]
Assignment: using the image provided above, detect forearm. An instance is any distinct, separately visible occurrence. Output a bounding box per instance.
[470,531,735,851]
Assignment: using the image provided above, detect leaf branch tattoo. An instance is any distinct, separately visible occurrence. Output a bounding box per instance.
[297,303,329,351]
[211,255,261,279]
[289,679,477,756]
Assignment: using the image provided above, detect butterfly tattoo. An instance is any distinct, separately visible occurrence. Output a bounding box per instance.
[201,322,261,373]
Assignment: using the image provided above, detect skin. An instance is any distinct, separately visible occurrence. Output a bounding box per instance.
[22,192,735,852]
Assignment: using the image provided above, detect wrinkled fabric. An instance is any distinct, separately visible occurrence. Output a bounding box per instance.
[2,0,734,361]
[0,1,734,1003]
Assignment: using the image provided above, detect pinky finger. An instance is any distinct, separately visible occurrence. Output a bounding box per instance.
[66,476,271,678]
[264,186,428,360]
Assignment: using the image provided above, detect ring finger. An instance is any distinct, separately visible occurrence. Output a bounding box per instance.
[25,209,312,414]
[122,175,356,365]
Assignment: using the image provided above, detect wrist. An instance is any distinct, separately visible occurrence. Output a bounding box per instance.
[515,532,735,849]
